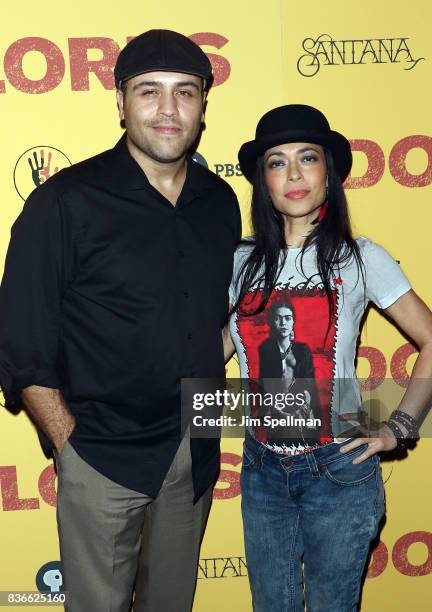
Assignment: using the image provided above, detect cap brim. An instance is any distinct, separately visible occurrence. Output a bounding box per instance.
[116,66,211,89]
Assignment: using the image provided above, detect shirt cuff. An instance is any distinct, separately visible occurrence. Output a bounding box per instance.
[377,282,411,310]
[0,365,62,408]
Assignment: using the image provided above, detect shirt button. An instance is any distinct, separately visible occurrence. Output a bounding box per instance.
[178,249,185,257]
[183,291,189,299]
[187,332,193,340]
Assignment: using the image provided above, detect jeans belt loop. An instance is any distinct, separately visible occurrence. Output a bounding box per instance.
[256,441,266,469]
[305,449,320,478]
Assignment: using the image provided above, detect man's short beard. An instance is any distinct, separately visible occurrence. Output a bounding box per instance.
[127,128,200,164]
[140,140,190,164]
[144,148,187,164]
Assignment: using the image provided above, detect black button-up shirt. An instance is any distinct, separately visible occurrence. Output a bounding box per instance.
[0,135,241,499]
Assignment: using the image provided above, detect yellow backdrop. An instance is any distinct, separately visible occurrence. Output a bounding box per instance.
[0,1,431,610]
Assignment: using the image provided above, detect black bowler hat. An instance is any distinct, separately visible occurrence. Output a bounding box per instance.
[238,104,352,182]
[114,29,213,89]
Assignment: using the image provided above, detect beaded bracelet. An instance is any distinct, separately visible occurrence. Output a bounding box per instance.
[390,410,419,437]
[384,419,409,451]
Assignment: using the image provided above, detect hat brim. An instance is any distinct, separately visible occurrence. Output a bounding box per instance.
[238,129,352,183]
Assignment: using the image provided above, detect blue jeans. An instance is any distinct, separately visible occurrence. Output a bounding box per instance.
[240,434,385,612]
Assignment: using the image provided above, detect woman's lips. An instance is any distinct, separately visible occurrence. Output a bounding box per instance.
[284,190,310,200]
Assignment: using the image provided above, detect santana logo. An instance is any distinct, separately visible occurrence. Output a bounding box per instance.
[198,556,247,579]
[0,34,230,94]
[13,146,72,200]
[297,34,425,77]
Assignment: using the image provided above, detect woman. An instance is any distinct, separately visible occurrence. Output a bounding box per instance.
[224,105,432,611]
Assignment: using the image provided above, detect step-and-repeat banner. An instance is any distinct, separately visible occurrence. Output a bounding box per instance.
[1,1,431,610]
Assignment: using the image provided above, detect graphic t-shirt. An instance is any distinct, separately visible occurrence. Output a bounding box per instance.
[229,237,411,455]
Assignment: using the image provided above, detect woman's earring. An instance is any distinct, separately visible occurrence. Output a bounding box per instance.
[290,330,294,341]
[318,201,328,222]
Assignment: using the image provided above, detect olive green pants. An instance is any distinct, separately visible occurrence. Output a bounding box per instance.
[55,436,212,612]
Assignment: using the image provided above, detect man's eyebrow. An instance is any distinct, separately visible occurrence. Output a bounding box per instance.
[132,80,200,91]
[175,81,200,90]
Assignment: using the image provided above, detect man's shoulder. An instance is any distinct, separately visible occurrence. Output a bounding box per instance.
[47,146,115,191]
[19,146,116,218]
[190,158,238,199]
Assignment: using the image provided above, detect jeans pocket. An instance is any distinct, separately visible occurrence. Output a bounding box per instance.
[375,463,386,521]
[242,443,259,469]
[323,446,377,486]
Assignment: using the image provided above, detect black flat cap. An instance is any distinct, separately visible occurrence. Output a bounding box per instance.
[114,29,213,89]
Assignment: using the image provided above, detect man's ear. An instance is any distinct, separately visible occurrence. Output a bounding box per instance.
[116,88,125,121]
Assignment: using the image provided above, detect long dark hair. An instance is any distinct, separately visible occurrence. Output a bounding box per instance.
[231,148,364,326]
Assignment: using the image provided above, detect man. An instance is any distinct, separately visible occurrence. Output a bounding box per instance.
[0,30,241,611]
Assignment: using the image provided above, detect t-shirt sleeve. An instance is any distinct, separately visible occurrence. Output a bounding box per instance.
[229,262,238,306]
[229,245,251,306]
[364,240,411,309]
[0,182,66,408]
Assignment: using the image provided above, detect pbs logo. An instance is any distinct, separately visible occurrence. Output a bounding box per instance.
[36,561,64,593]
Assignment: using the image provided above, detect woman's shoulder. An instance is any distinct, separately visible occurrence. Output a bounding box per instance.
[354,236,397,262]
[235,236,255,253]
[355,235,375,251]
[233,237,255,263]
[353,236,411,306]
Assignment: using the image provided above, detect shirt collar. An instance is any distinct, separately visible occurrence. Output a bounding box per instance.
[107,133,213,201]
